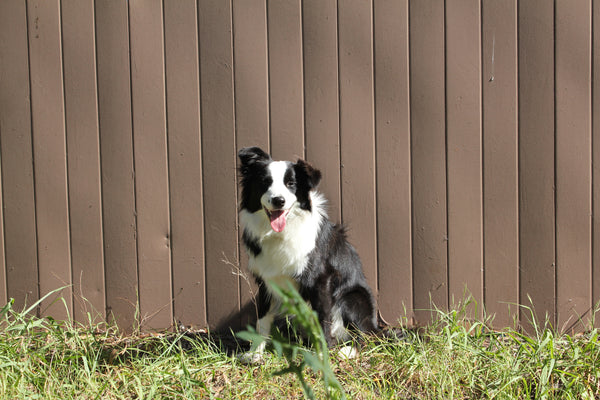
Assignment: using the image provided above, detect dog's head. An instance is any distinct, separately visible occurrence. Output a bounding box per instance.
[238,147,321,232]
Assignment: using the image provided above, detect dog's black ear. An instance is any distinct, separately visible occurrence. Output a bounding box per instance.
[238,147,271,166]
[295,159,322,189]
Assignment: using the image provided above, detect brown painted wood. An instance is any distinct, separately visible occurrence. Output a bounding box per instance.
[373,0,412,324]
[0,7,7,302]
[198,0,241,330]
[233,0,270,152]
[129,0,172,330]
[61,0,106,324]
[555,0,592,332]
[0,0,40,312]
[594,0,600,328]
[0,158,6,306]
[27,0,72,320]
[409,0,448,322]
[482,0,519,328]
[518,1,556,330]
[164,0,207,328]
[445,0,483,316]
[268,0,305,160]
[303,0,342,223]
[4,0,600,333]
[232,0,270,326]
[338,0,378,292]
[95,0,139,330]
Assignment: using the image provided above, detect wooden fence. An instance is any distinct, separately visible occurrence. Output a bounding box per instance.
[0,0,598,332]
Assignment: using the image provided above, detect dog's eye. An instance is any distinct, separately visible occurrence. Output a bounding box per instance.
[286,180,295,188]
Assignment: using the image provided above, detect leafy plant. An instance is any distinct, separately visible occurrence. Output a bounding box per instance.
[237,281,346,400]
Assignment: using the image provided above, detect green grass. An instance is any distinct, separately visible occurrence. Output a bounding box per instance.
[0,293,599,399]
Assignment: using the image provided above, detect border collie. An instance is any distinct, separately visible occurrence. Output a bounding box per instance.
[237,146,378,362]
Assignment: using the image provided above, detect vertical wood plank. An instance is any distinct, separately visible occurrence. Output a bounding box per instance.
[61,0,105,323]
[0,158,6,306]
[482,0,519,328]
[0,28,9,305]
[593,0,600,328]
[164,0,206,328]
[555,0,592,332]
[268,0,305,160]
[129,0,172,330]
[518,1,556,329]
[232,0,270,326]
[27,0,72,320]
[95,0,138,330]
[373,0,412,324]
[445,0,483,315]
[233,0,269,152]
[303,0,342,223]
[0,0,40,312]
[338,0,378,291]
[410,0,448,322]
[198,0,240,330]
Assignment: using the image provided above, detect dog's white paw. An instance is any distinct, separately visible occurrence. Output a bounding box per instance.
[237,351,265,365]
[337,345,359,360]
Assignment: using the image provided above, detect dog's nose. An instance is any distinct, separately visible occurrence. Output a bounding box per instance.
[271,196,285,209]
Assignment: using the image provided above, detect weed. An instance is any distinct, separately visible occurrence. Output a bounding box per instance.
[237,281,346,399]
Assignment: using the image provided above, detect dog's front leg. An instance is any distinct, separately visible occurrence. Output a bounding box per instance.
[238,279,275,364]
[254,311,274,351]
[238,310,274,364]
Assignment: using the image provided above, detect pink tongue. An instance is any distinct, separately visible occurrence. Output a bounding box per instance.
[269,210,287,232]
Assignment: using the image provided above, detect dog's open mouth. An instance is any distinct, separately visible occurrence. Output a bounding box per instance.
[264,208,289,233]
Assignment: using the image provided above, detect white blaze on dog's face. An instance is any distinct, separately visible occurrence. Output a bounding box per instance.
[261,161,297,233]
[238,146,323,234]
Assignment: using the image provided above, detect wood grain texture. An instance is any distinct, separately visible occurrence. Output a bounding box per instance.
[0,0,39,312]
[96,0,139,330]
[410,0,448,322]
[518,1,556,330]
[373,0,412,324]
[199,0,241,330]
[268,0,304,161]
[27,0,73,320]
[164,0,206,328]
[446,0,483,316]
[338,0,378,292]
[482,0,519,328]
[555,0,592,332]
[593,0,600,329]
[129,0,172,330]
[303,0,342,223]
[62,0,106,323]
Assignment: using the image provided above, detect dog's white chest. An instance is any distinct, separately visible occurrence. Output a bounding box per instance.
[248,222,316,278]
[241,209,322,279]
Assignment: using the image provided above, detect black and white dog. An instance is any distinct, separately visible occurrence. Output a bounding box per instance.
[238,147,378,361]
